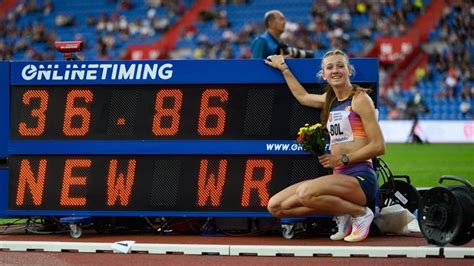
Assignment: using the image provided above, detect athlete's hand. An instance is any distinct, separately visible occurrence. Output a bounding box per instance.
[264,55,288,71]
[317,154,342,169]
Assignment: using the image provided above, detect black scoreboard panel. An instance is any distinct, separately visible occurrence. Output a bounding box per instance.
[9,155,328,212]
[10,84,329,140]
[10,83,375,140]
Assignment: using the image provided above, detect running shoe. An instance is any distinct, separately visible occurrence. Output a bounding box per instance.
[329,214,352,241]
[344,207,374,242]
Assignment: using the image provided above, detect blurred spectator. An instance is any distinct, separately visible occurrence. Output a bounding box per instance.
[146,0,162,8]
[117,0,134,10]
[215,0,250,4]
[215,10,230,29]
[55,14,75,27]
[406,89,429,143]
[87,15,97,26]
[44,0,53,15]
[412,0,424,14]
[250,10,314,58]
[381,82,408,120]
[460,100,471,119]
[442,67,460,98]
[414,66,427,83]
[459,83,473,119]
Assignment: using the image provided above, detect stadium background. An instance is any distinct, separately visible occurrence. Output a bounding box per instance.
[0,0,472,122]
[0,1,472,263]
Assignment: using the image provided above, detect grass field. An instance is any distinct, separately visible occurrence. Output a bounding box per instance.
[0,218,26,225]
[382,143,473,188]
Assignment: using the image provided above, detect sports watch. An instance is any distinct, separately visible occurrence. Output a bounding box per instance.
[341,154,350,165]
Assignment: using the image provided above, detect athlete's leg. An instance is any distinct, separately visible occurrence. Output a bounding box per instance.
[267,180,309,216]
[268,174,368,218]
[294,174,367,217]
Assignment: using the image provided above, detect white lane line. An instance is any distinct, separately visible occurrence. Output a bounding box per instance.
[0,241,472,258]
[229,245,443,258]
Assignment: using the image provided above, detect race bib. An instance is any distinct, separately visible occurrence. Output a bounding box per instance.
[327,110,354,144]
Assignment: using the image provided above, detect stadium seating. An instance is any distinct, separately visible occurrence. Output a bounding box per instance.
[3,0,192,61]
[0,0,471,120]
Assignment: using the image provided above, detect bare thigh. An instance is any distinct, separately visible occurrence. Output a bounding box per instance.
[268,179,312,205]
[297,174,367,206]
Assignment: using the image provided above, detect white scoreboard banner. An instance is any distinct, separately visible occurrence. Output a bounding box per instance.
[380,120,474,143]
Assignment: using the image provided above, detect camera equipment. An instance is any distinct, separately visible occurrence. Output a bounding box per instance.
[418,175,473,246]
[54,41,83,60]
[278,43,314,58]
[283,46,314,58]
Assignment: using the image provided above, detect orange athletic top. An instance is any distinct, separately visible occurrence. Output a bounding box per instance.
[327,96,368,141]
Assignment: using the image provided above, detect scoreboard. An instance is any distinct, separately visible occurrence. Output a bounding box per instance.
[0,59,378,217]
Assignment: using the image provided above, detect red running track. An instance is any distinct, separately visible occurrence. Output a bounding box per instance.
[0,231,472,265]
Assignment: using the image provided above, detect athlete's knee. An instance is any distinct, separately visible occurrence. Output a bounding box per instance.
[268,196,295,218]
[267,197,281,217]
[267,205,285,218]
[295,182,316,203]
[269,209,286,218]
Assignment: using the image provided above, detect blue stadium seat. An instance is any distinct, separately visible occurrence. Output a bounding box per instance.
[2,0,468,122]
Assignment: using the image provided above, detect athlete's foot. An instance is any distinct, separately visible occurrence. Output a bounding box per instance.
[344,207,374,242]
[330,214,352,241]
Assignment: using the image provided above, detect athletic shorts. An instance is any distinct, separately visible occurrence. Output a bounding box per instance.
[335,162,379,205]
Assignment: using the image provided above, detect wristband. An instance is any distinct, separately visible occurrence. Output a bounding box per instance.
[280,64,289,72]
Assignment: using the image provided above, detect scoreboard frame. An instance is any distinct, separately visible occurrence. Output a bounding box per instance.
[0,58,378,218]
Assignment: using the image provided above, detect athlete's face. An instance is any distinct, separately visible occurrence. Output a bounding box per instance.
[322,54,352,87]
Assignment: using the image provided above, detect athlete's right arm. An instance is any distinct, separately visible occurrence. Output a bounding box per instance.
[264,55,326,108]
[281,67,326,109]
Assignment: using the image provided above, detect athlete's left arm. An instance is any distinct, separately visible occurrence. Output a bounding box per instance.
[347,92,386,163]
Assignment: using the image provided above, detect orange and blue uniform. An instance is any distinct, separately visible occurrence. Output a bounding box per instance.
[327,96,378,207]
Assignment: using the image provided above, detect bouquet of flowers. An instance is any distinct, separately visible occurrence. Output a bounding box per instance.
[297,123,329,156]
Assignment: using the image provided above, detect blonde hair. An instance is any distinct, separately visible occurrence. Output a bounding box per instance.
[316,49,356,79]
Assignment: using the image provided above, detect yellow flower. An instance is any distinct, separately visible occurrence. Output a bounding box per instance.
[296,122,328,156]
[309,123,322,131]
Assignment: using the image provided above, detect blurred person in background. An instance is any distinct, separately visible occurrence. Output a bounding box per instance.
[264,50,385,242]
[459,83,473,119]
[250,10,315,59]
[406,89,429,143]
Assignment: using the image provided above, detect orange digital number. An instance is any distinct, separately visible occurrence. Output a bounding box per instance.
[18,90,49,136]
[63,90,93,136]
[152,89,183,136]
[197,89,228,136]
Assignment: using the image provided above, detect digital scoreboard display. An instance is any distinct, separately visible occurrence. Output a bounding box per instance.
[10,84,323,140]
[0,59,378,217]
[9,155,327,212]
